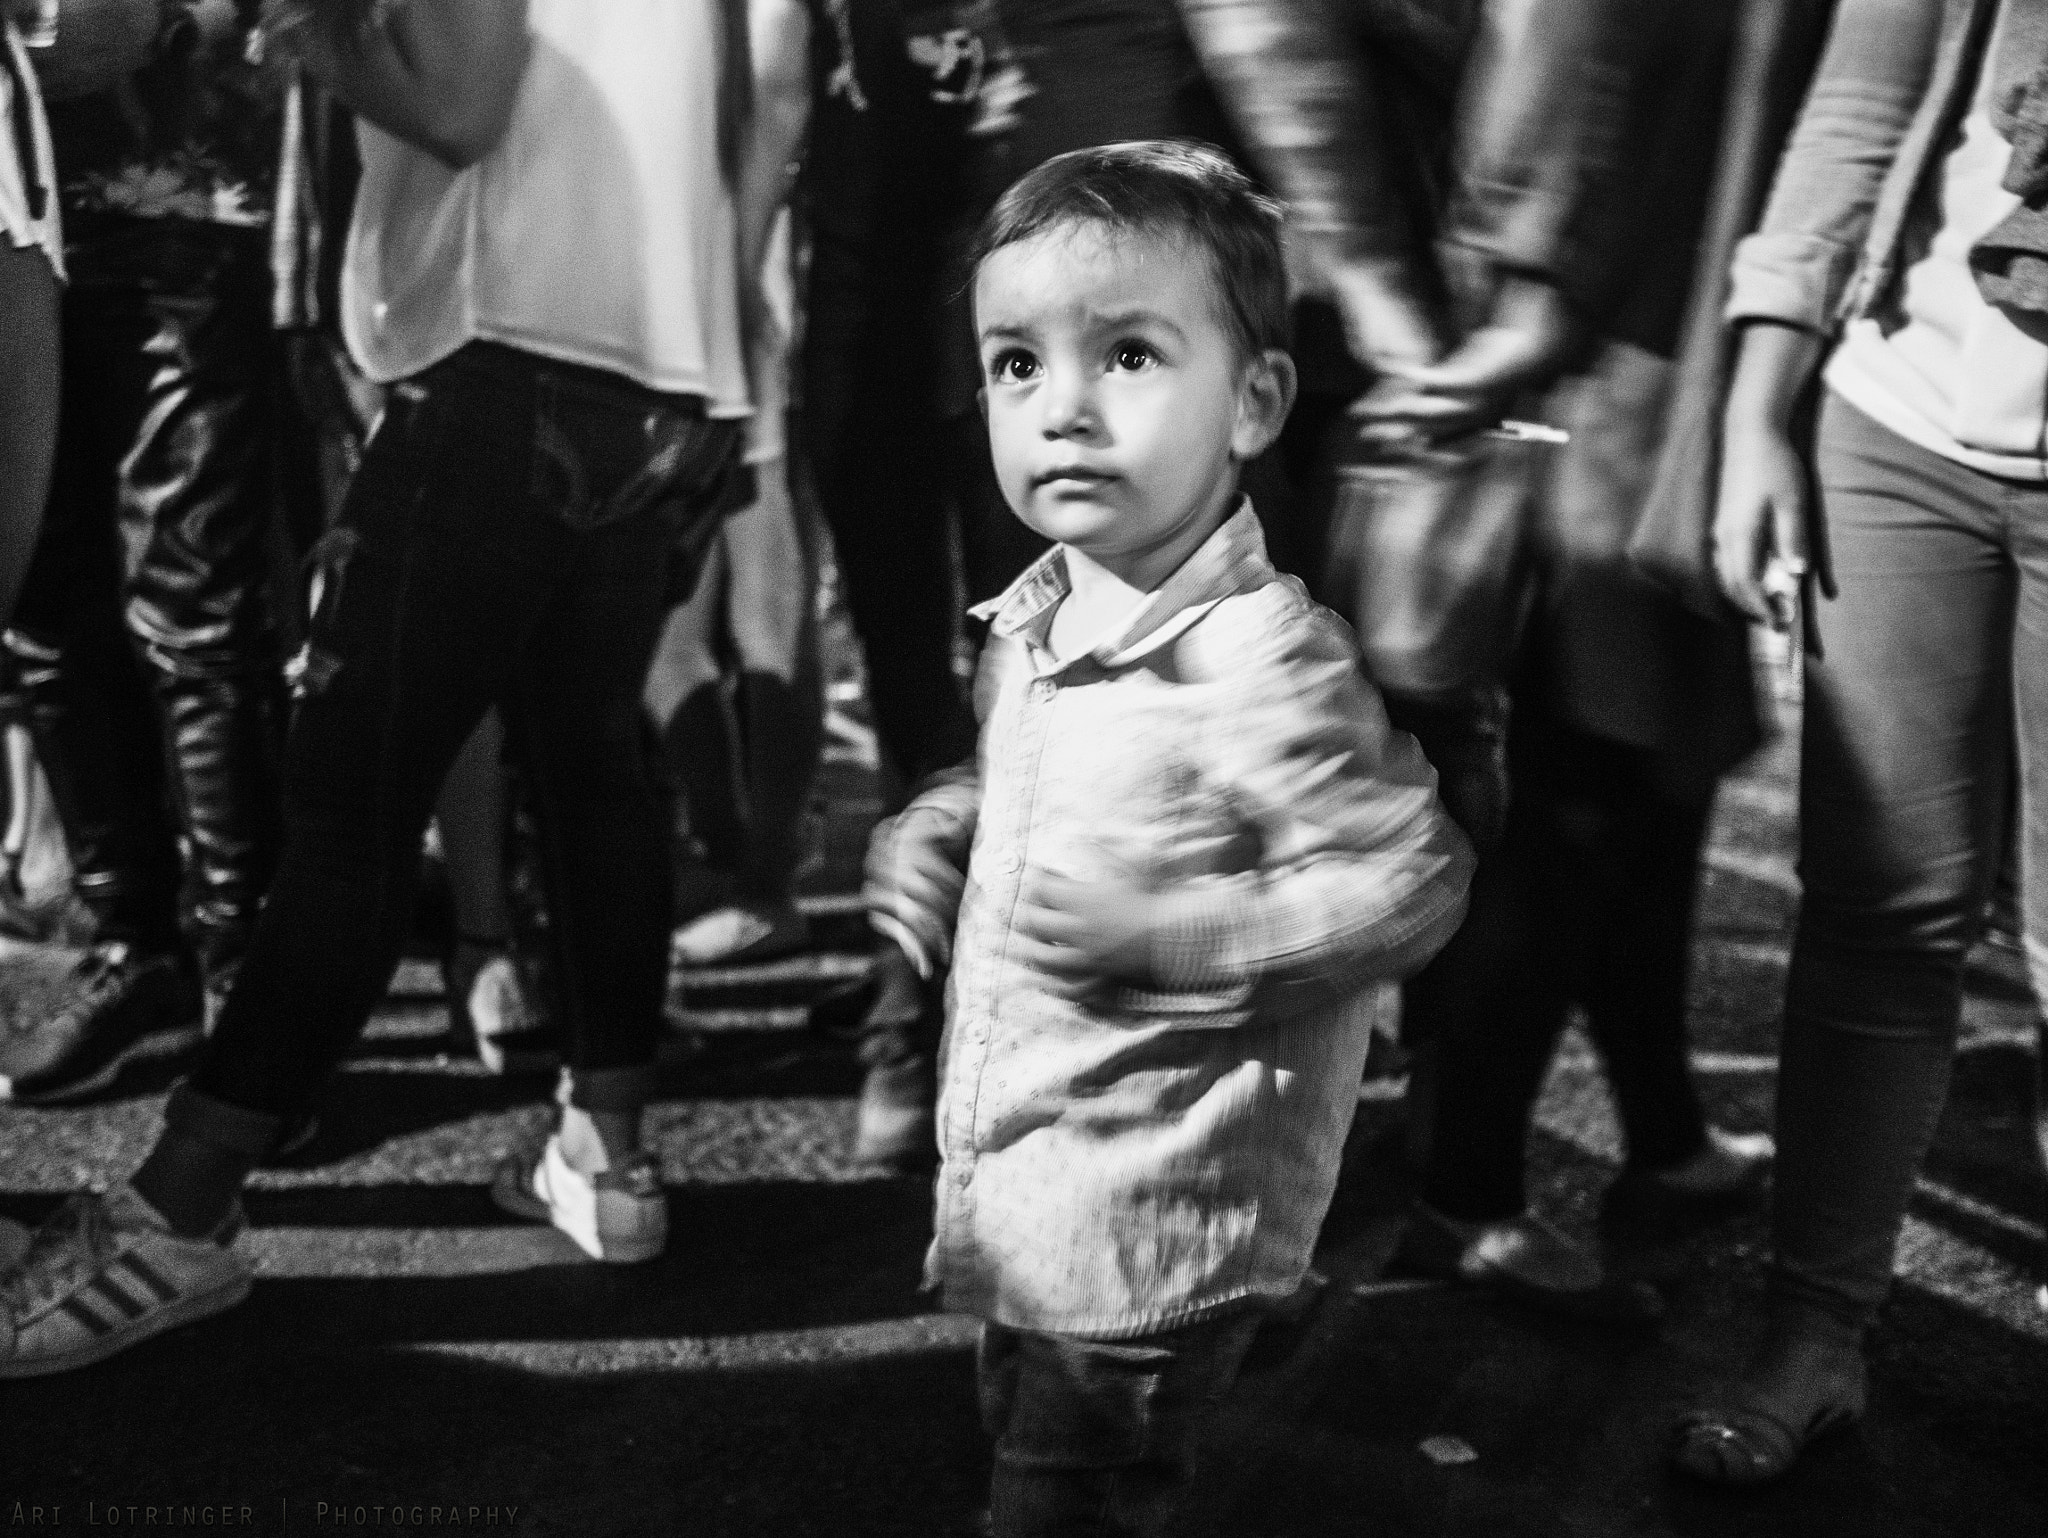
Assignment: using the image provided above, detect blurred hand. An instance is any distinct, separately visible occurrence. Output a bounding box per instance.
[862,818,965,978]
[1010,865,1165,997]
[1325,255,1444,380]
[1352,272,1574,447]
[1713,420,1810,630]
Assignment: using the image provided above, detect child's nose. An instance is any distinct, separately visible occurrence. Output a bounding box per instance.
[1039,370,1099,438]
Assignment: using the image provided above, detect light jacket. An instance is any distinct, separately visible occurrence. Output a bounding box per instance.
[1727,0,1994,334]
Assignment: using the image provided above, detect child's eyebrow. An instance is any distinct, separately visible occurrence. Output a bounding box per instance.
[1080,305,1190,341]
[977,322,1036,345]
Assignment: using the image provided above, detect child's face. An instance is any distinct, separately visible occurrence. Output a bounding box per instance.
[975,223,1292,586]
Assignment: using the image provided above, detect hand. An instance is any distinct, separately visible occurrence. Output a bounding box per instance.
[862,819,965,978]
[1351,272,1574,447]
[1009,865,1166,998]
[1713,419,1811,630]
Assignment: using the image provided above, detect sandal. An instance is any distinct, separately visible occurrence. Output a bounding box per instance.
[1672,1362,1866,1485]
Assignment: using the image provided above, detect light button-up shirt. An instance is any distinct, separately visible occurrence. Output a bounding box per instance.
[879,503,1473,1338]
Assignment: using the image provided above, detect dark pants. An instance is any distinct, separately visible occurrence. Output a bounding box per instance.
[3,218,286,981]
[979,1312,1261,1538]
[169,342,740,1144]
[1415,693,1712,1222]
[1771,394,2048,1337]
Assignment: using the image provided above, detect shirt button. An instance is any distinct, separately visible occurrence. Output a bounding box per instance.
[993,849,1022,874]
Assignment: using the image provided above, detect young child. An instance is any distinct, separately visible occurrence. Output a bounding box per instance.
[863,141,1475,1535]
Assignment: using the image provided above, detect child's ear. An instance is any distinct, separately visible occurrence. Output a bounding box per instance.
[1230,348,1297,461]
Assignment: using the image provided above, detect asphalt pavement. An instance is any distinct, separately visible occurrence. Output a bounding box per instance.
[1,654,2044,1537]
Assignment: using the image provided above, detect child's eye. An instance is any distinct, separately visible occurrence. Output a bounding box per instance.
[1111,341,1157,372]
[988,349,1040,384]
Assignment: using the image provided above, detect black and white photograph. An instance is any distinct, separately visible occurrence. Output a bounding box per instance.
[0,0,2043,1533]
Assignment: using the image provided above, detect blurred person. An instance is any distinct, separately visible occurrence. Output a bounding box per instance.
[654,208,824,970]
[1189,0,1816,1319]
[865,143,1472,1536]
[1674,0,2048,1483]
[0,0,806,1376]
[0,0,290,1106]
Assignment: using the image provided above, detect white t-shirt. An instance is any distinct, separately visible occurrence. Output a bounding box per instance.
[1826,2,2048,480]
[0,21,62,279]
[342,0,749,420]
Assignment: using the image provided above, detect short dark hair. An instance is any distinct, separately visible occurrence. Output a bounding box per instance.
[968,140,1291,359]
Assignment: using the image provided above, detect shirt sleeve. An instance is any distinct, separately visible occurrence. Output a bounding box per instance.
[1725,0,1945,334]
[1149,595,1475,1005]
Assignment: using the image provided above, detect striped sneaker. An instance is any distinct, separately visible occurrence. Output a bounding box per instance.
[0,1184,250,1377]
[491,1134,666,1264]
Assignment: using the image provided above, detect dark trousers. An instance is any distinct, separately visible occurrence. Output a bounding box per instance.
[1415,694,1712,1222]
[1771,394,2048,1336]
[3,218,286,980]
[979,1312,1261,1538]
[170,342,740,1140]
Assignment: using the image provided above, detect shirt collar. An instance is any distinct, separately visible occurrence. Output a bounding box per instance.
[968,499,1277,672]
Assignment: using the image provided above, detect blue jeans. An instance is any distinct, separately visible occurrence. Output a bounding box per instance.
[978,1312,1261,1538]
[1770,392,2048,1337]
[170,342,741,1147]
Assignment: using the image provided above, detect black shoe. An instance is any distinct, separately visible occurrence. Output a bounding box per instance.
[0,942,203,1104]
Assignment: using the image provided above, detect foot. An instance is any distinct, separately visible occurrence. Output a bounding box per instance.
[445,940,555,1075]
[491,1133,666,1263]
[0,942,203,1104]
[0,1184,250,1378]
[851,1055,938,1173]
[1602,1126,1774,1237]
[671,901,810,968]
[1673,1330,1867,1484]
[1392,1203,1665,1324]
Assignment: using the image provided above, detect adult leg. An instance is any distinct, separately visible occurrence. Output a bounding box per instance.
[721,454,823,907]
[144,350,560,1229]
[1403,696,1661,1318]
[1677,395,2014,1481]
[4,253,186,961]
[0,241,58,625]
[0,250,201,1103]
[489,407,742,1262]
[116,225,288,1006]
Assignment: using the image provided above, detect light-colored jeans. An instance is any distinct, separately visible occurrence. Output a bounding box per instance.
[1770,390,2048,1337]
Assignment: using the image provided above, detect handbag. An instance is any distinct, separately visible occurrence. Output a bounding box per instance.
[1320,422,1544,701]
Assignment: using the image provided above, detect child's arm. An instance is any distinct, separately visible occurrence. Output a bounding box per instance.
[1018,602,1473,1004]
[860,633,1021,975]
[862,761,979,979]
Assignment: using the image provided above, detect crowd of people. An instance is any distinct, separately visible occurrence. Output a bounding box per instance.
[0,0,2043,1531]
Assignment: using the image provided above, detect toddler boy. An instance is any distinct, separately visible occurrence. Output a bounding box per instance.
[864,140,1474,1536]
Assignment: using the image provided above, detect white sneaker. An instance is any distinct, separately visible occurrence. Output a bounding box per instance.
[0,1184,250,1378]
[491,1134,666,1263]
[670,901,809,967]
